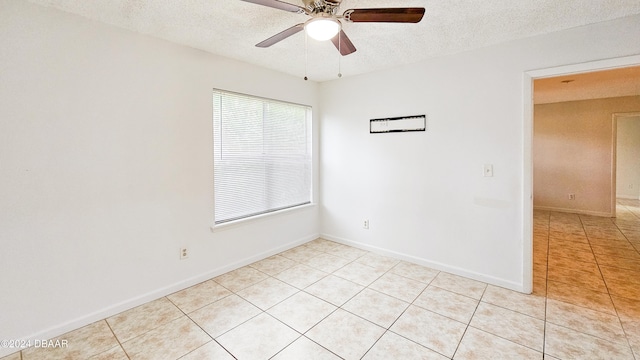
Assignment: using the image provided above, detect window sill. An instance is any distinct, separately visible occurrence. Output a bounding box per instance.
[210,203,316,232]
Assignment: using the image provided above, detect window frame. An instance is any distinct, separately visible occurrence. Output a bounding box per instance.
[211,89,314,229]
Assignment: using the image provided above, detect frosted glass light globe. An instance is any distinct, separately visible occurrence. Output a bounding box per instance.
[305,18,341,41]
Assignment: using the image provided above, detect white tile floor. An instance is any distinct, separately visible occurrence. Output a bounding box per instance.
[4,199,640,359]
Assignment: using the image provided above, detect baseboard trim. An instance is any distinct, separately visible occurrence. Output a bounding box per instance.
[320,233,524,293]
[533,206,613,217]
[616,195,640,200]
[0,233,319,358]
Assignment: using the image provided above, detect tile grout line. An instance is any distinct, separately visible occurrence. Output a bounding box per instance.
[345,287,390,360]
[450,285,487,359]
[289,248,409,359]
[542,210,550,358]
[577,215,627,320]
[14,222,640,360]
[594,202,639,360]
[316,256,395,360]
[612,202,640,359]
[542,213,629,350]
[571,209,637,357]
[559,215,632,348]
[104,318,131,360]
[252,244,379,360]
[172,290,236,359]
[611,203,640,257]
[257,251,344,358]
[372,271,454,359]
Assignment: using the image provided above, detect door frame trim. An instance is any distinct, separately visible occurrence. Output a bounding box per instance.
[613,111,640,204]
[521,55,640,294]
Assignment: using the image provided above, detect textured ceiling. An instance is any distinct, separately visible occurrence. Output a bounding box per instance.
[26,0,640,82]
[534,66,640,104]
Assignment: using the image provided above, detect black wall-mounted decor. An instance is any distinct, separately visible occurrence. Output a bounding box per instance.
[370,115,426,133]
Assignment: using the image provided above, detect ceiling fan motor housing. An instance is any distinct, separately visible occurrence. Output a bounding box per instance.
[243,0,425,58]
[303,0,341,15]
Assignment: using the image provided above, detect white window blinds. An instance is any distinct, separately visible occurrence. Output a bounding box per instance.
[213,90,312,224]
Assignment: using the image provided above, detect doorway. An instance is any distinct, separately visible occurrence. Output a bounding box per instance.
[522,55,640,293]
[615,112,640,203]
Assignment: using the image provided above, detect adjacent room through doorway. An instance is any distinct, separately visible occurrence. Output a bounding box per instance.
[529,63,640,335]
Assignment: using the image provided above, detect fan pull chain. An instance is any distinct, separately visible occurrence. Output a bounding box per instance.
[337,32,342,78]
[304,32,308,81]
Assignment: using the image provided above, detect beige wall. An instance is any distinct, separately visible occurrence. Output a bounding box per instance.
[533,96,640,216]
[617,116,640,199]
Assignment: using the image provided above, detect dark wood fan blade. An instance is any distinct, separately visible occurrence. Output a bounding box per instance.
[240,0,305,14]
[331,30,357,56]
[256,24,304,47]
[343,8,425,23]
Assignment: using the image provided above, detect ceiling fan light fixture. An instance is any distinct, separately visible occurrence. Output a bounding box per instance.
[305,17,341,41]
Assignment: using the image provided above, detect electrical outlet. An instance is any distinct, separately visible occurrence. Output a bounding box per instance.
[180,247,189,260]
[630,184,634,189]
[568,194,575,200]
[363,219,369,229]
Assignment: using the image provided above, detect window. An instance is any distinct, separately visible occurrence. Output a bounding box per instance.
[213,90,312,224]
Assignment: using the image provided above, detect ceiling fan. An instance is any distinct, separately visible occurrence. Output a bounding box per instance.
[240,0,425,56]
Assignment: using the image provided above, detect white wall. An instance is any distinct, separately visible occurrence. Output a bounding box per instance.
[319,14,640,290]
[0,1,319,354]
[2,1,640,355]
[617,116,640,199]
